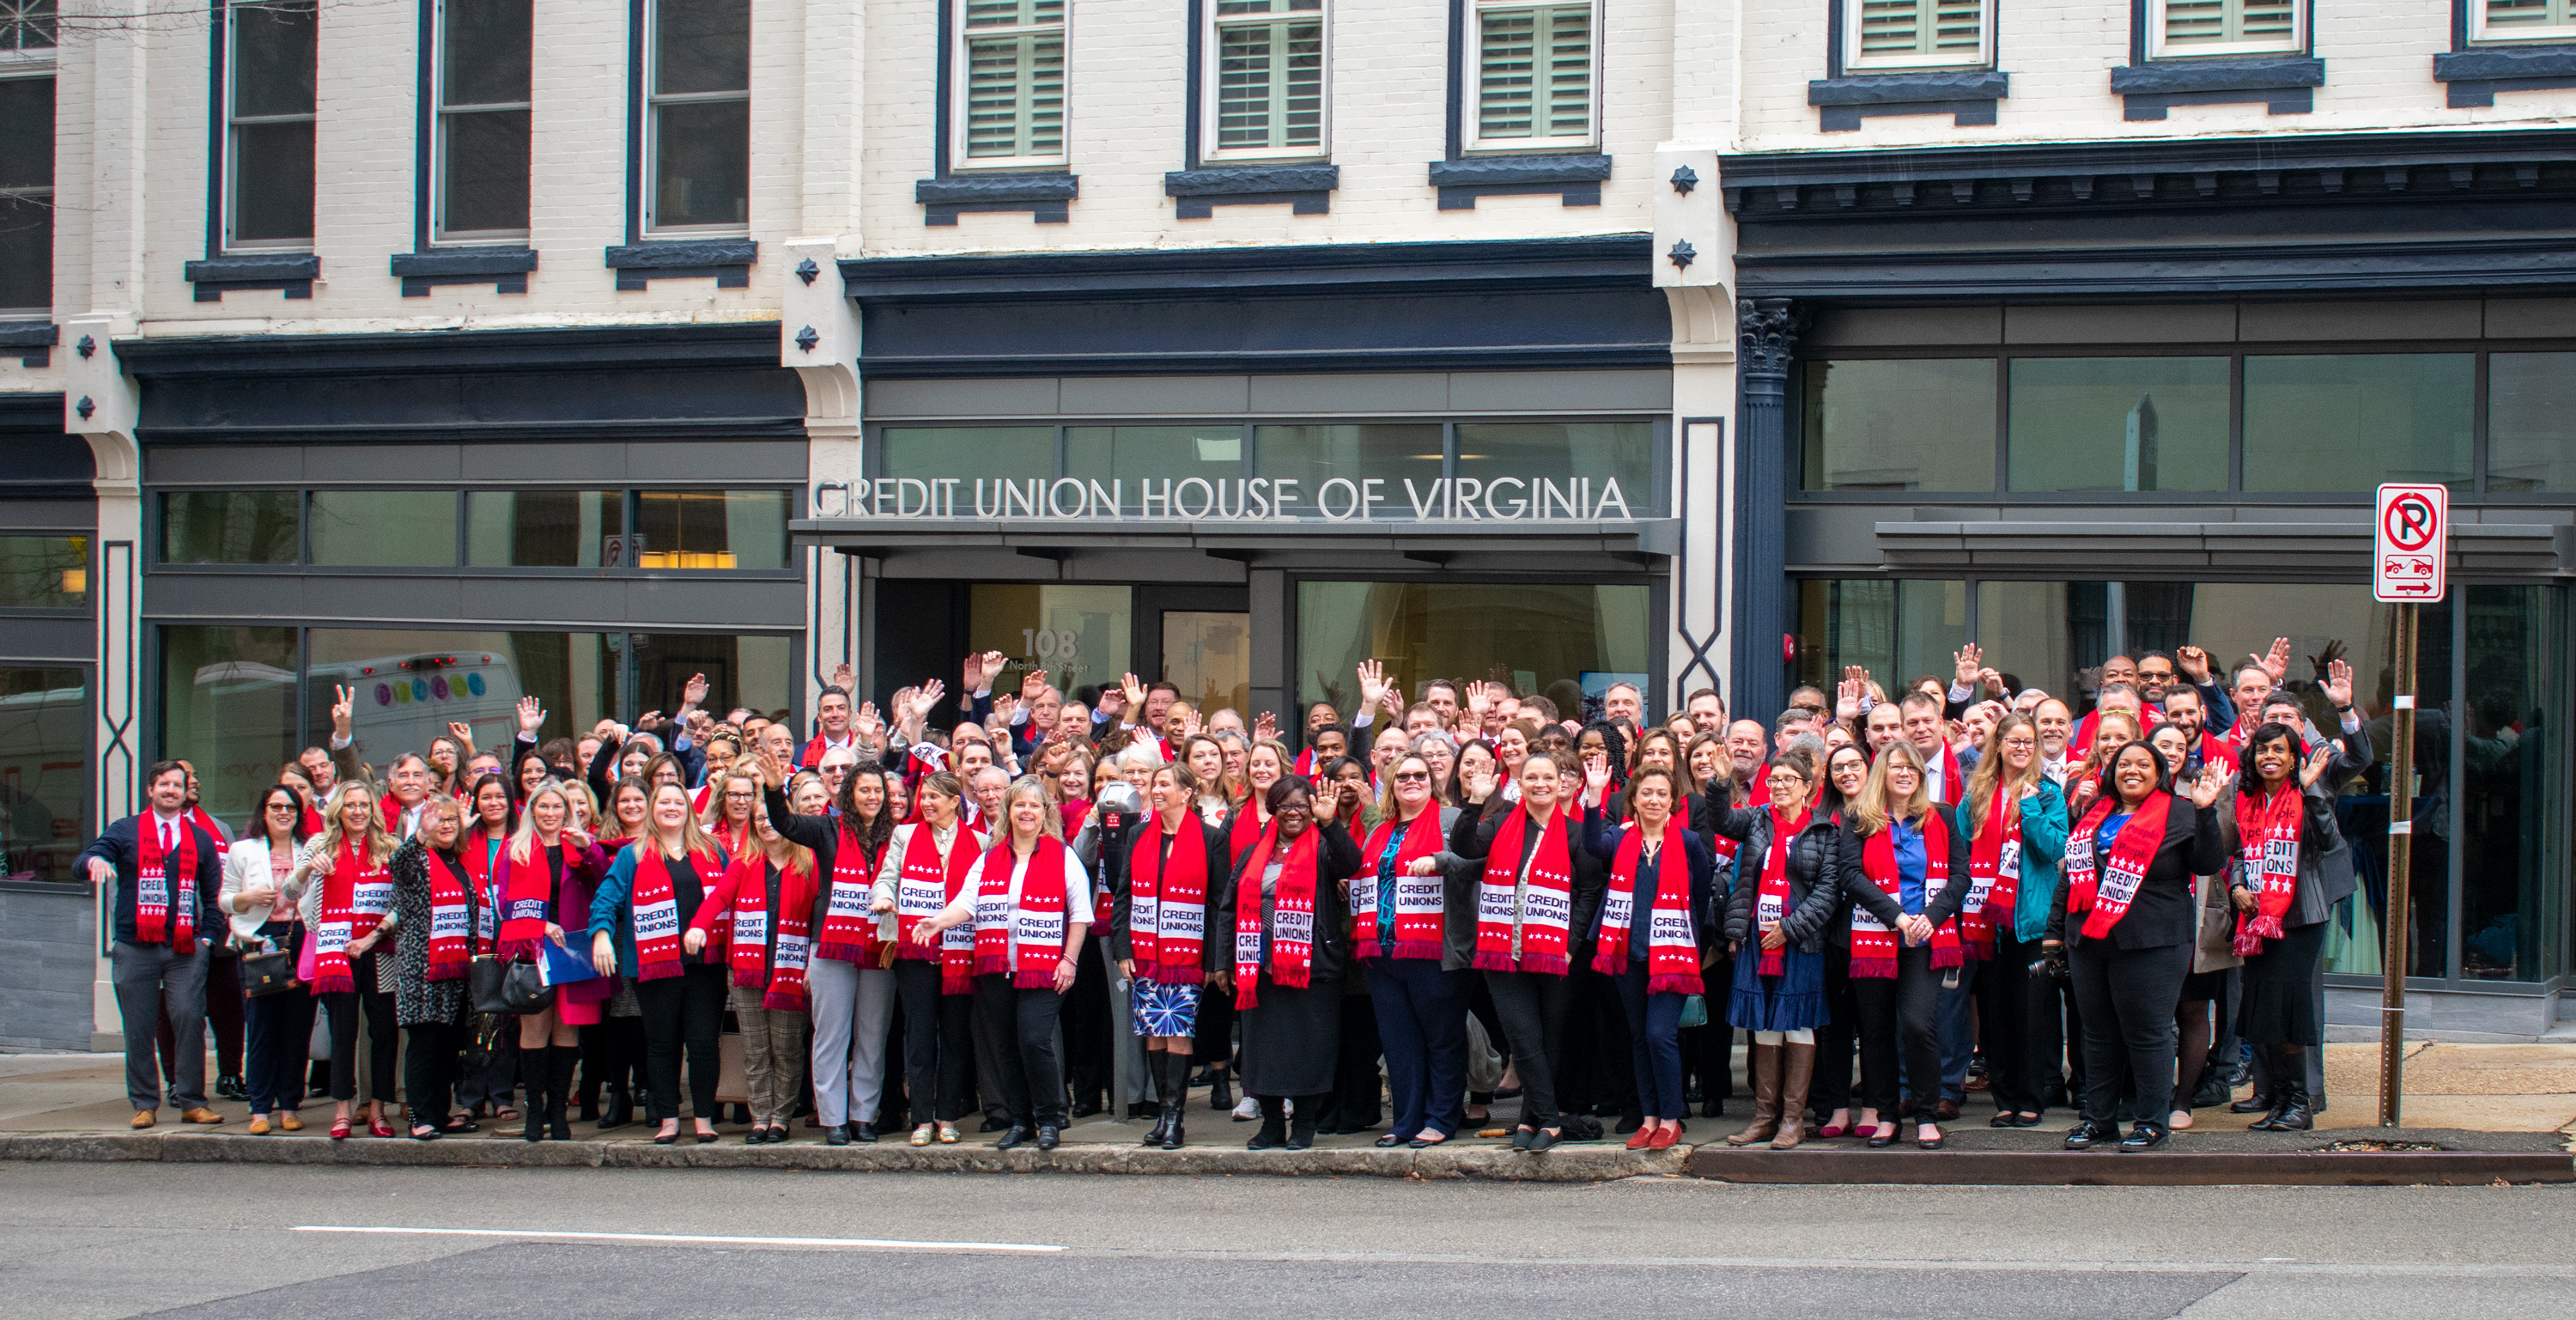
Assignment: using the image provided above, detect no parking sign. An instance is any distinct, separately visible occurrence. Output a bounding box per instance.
[2372,484,2446,604]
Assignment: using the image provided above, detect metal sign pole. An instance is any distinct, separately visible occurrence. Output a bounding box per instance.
[2379,603,2416,1128]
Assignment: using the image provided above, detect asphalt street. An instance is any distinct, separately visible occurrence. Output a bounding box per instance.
[5,1164,2570,1319]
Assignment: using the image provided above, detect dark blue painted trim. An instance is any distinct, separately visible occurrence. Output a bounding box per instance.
[2110,54,2324,93]
[856,344,1673,380]
[624,0,646,246]
[1809,70,2010,104]
[915,173,1080,225]
[2123,85,2313,120]
[1443,0,1466,161]
[1167,167,1339,217]
[182,253,320,302]
[203,0,225,261]
[1428,154,1612,210]
[1819,99,1999,131]
[1183,0,1205,167]
[1733,234,2576,300]
[2436,45,2576,106]
[413,0,434,252]
[117,321,785,377]
[1,320,55,368]
[933,0,954,179]
[604,240,757,289]
[391,247,540,296]
[839,234,1653,304]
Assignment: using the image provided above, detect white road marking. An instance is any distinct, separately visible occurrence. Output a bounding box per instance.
[292,1226,1062,1253]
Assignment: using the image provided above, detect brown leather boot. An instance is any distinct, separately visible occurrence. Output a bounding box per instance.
[1771,1040,1816,1150]
[1726,1043,1781,1146]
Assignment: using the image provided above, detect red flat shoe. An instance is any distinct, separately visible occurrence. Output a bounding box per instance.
[1817,1121,1849,1139]
[1647,1126,1680,1150]
[368,1116,397,1139]
[1625,1126,1655,1150]
[329,1116,352,1141]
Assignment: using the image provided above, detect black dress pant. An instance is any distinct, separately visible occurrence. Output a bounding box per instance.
[320,951,400,1104]
[1982,933,2040,1115]
[1850,944,1942,1119]
[402,1016,468,1122]
[2068,937,2193,1127]
[1064,938,1113,1108]
[1484,968,1575,1130]
[635,963,727,1122]
[974,973,1067,1128]
[1559,960,1636,1121]
[1812,941,1859,1118]
[1321,990,1382,1130]
[894,959,976,1122]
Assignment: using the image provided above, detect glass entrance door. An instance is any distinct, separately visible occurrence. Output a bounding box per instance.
[1163,611,1250,718]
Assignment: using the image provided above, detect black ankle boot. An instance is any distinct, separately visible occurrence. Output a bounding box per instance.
[1247,1097,1287,1150]
[1208,1065,1234,1112]
[2255,1082,2312,1132]
[1139,1055,1170,1147]
[546,1046,578,1141]
[1286,1094,1323,1151]
[1159,1055,1192,1149]
[2233,1046,2283,1114]
[597,1080,633,1131]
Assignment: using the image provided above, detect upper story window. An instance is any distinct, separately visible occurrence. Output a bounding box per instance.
[1204,1,1325,161]
[2148,0,2303,58]
[1467,0,1596,153]
[2474,0,2576,43]
[224,0,319,250]
[955,0,1066,168]
[434,0,532,242]
[645,0,750,232]
[0,2,53,315]
[1844,0,1991,70]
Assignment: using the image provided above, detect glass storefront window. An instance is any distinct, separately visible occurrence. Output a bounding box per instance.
[1800,359,1996,493]
[0,666,87,882]
[2006,356,2229,493]
[309,490,459,567]
[1793,579,1965,700]
[969,584,1133,703]
[306,629,617,766]
[634,490,789,570]
[465,490,627,568]
[0,535,88,608]
[2242,354,2473,492]
[877,426,1054,488]
[1297,581,1650,729]
[2486,352,2576,494]
[161,490,298,564]
[1066,426,1246,512]
[2460,587,2557,982]
[632,632,793,721]
[1974,581,2200,714]
[159,625,298,824]
[1455,422,1660,518]
[1254,425,1444,521]
[1163,610,1251,719]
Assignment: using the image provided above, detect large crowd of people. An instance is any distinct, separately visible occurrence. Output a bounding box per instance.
[85,637,2369,1154]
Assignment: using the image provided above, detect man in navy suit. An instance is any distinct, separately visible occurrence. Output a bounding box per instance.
[76,760,228,1128]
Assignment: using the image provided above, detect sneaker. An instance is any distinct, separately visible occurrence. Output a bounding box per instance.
[1231,1094,1261,1122]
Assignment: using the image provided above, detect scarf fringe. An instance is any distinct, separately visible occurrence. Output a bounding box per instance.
[1149,964,1200,986]
[975,954,1011,978]
[1389,939,1444,961]
[1929,944,1963,970]
[638,957,684,982]
[1849,956,1897,980]
[1012,969,1054,990]
[941,973,972,995]
[1471,950,1515,972]
[2246,913,2285,940]
[2233,928,2268,958]
[732,968,765,989]
[495,937,539,961]
[312,972,354,995]
[814,940,873,964]
[1647,972,1702,996]
[427,962,470,982]
[763,987,810,1013]
[1964,937,1996,963]
[1589,949,1624,976]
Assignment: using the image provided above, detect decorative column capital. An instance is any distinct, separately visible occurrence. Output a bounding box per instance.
[1736,297,1807,384]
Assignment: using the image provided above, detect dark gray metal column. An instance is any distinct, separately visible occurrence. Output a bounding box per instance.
[1731,298,1804,725]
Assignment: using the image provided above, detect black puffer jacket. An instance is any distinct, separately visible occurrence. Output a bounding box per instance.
[1706,803,1849,955]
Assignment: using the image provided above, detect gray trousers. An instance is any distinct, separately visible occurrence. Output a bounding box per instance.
[114,940,209,1110]
[805,958,894,1126]
[731,984,812,1127]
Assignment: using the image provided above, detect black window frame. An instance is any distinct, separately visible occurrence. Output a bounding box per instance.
[145,484,802,576]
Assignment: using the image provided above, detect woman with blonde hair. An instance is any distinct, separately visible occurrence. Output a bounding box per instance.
[589,782,732,1144]
[1955,714,2069,1128]
[494,778,610,1138]
[1838,739,1969,1150]
[705,769,761,862]
[911,776,1094,1151]
[299,779,403,1140]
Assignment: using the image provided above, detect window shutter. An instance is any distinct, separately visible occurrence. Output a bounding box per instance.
[961,0,1064,161]
[1477,3,1591,143]
[2483,0,2576,32]
[1854,0,1984,64]
[1213,3,1324,152]
[2163,0,2299,47]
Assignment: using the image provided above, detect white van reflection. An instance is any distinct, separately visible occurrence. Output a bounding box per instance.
[0,674,83,882]
[309,650,527,774]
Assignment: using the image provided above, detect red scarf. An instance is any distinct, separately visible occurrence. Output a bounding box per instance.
[1749,807,1807,979]
[1232,823,1320,1009]
[495,839,556,958]
[625,843,695,982]
[1473,805,1574,976]
[184,806,230,856]
[1230,806,1273,867]
[1965,785,2025,958]
[972,836,1072,989]
[710,855,817,1010]
[2232,781,2304,956]
[1353,810,1445,959]
[134,815,201,952]
[425,848,477,981]
[312,837,389,995]
[2066,791,2174,940]
[1127,813,1211,985]
[814,818,887,964]
[1594,815,1702,993]
[893,821,983,994]
[1854,812,1959,977]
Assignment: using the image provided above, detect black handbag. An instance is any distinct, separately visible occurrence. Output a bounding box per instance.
[240,934,299,998]
[470,956,555,1015]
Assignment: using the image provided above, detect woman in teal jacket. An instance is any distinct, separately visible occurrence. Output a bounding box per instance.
[1951,715,2069,1128]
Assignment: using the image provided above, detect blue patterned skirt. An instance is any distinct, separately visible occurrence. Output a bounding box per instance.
[1727,943,1829,1032]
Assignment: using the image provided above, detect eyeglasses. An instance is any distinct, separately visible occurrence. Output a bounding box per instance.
[265,802,297,813]
[1392,770,1431,782]
[2137,668,2176,681]
[1769,772,1808,786]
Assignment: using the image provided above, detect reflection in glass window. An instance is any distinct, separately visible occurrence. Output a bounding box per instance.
[877,427,1055,496]
[159,625,298,824]
[1455,422,1657,518]
[309,490,459,567]
[2243,354,2472,491]
[969,583,1133,702]
[0,666,86,882]
[1298,581,1649,726]
[2007,357,2228,492]
[1254,424,1443,520]
[1801,359,1996,492]
[632,632,793,721]
[1066,426,1244,513]
[306,628,616,769]
[0,535,86,608]
[2461,586,2557,982]
[2487,352,2576,493]
[635,490,788,569]
[162,491,298,564]
[465,490,626,567]
[1792,579,1965,697]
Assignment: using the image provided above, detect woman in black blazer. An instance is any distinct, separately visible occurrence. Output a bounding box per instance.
[2048,739,2227,1153]
[1838,740,1971,1150]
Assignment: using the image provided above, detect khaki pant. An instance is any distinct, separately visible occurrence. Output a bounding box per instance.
[729,984,811,1127]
